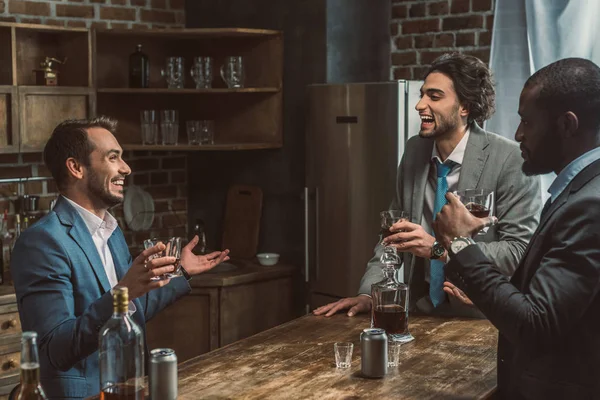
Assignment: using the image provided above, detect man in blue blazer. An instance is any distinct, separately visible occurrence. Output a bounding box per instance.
[11,116,230,399]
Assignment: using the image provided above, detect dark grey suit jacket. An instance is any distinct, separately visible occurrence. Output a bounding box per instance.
[358,123,541,316]
[447,158,600,399]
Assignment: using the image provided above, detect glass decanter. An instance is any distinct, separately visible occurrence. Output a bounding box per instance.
[371,246,414,343]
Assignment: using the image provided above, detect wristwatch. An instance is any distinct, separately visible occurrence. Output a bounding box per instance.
[430,240,446,259]
[179,264,192,282]
[449,236,476,257]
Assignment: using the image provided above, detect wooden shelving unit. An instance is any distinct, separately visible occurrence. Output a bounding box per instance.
[0,23,284,153]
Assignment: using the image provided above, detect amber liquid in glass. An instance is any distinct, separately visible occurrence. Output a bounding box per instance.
[465,203,490,218]
[18,363,47,400]
[100,384,145,400]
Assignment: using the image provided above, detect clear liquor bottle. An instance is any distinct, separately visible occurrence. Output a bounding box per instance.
[17,331,48,400]
[99,287,145,400]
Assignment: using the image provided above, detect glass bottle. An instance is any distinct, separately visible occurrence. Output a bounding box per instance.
[99,287,145,400]
[193,219,207,254]
[371,247,414,343]
[17,331,48,400]
[129,44,149,88]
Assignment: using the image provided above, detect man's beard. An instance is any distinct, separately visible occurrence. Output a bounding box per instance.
[521,160,554,176]
[419,104,461,139]
[87,169,123,208]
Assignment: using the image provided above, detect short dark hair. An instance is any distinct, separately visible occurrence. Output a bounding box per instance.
[524,58,600,131]
[43,116,117,191]
[423,52,496,125]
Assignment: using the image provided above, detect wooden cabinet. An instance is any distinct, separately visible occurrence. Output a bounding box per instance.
[0,23,283,153]
[145,263,295,364]
[0,287,20,400]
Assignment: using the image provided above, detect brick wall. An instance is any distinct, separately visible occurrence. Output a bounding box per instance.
[0,0,187,255]
[0,0,185,29]
[390,0,495,80]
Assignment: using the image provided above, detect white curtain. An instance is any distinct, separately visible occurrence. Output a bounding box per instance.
[487,0,600,201]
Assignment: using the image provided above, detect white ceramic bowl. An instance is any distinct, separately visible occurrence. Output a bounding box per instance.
[256,253,280,266]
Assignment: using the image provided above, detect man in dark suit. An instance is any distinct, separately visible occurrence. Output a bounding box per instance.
[314,53,541,318]
[11,117,230,399]
[434,58,600,399]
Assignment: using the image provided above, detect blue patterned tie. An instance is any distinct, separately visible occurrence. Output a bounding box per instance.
[430,159,454,307]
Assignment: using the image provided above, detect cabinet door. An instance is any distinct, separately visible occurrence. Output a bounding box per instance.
[18,86,96,153]
[0,86,18,154]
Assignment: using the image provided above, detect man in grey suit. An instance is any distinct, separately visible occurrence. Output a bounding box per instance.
[314,53,541,318]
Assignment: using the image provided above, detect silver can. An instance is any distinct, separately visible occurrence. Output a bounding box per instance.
[149,348,177,400]
[360,328,388,378]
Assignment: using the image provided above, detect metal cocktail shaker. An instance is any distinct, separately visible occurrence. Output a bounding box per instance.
[360,328,388,378]
[149,348,178,400]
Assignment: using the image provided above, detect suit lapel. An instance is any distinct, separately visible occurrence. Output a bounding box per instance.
[457,123,489,191]
[410,139,434,226]
[54,197,111,293]
[108,233,128,281]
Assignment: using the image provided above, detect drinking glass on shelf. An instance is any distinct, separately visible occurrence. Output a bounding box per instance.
[190,56,213,89]
[220,56,244,88]
[161,57,185,89]
[186,120,215,145]
[453,189,495,234]
[160,110,179,145]
[140,110,158,145]
[143,237,183,281]
[379,210,410,245]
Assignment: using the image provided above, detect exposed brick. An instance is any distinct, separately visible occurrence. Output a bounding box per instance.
[24,181,42,195]
[132,158,159,170]
[170,171,185,183]
[0,166,31,179]
[100,6,136,21]
[90,0,108,3]
[420,50,448,65]
[132,23,151,29]
[472,0,492,12]
[162,213,186,227]
[132,172,149,185]
[390,22,399,36]
[38,195,56,211]
[67,0,85,2]
[409,3,426,18]
[479,31,492,46]
[171,226,187,238]
[428,1,449,16]
[486,14,494,30]
[0,17,17,23]
[414,34,434,49]
[161,156,185,169]
[19,17,42,24]
[151,171,168,184]
[109,22,130,29]
[140,9,176,24]
[46,180,58,194]
[146,185,177,200]
[171,198,186,211]
[56,4,95,18]
[394,35,412,50]
[463,49,490,63]
[21,153,42,163]
[391,51,417,66]
[111,0,128,5]
[401,19,440,34]
[178,185,187,197]
[0,154,19,164]
[153,200,169,213]
[90,21,109,29]
[451,0,470,14]
[169,0,184,10]
[442,15,483,30]
[46,19,66,27]
[413,66,430,80]
[67,20,87,28]
[456,32,475,46]
[8,1,50,16]
[0,1,5,13]
[131,0,147,6]
[435,33,454,47]
[391,5,407,19]
[151,0,167,9]
[393,67,411,80]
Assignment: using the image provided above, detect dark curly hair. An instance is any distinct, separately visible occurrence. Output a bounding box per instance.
[43,116,118,192]
[524,58,600,131]
[423,52,496,125]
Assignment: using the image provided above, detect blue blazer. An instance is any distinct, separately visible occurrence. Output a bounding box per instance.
[11,196,190,399]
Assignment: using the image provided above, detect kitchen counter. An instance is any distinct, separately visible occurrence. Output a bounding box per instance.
[175,313,498,399]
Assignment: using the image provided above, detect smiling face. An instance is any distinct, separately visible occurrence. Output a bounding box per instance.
[415,71,468,139]
[515,85,560,176]
[84,127,131,208]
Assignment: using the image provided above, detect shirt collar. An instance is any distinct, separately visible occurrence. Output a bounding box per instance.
[62,195,118,237]
[431,128,470,166]
[547,146,600,203]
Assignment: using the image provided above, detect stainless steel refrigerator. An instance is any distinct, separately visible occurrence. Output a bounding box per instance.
[305,81,423,310]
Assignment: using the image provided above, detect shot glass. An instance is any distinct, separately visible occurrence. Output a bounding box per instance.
[334,342,353,369]
[143,237,183,280]
[453,189,495,234]
[388,341,402,368]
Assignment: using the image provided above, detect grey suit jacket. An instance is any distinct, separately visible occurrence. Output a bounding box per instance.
[358,123,542,316]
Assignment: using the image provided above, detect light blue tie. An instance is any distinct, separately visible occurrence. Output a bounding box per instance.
[430,159,454,308]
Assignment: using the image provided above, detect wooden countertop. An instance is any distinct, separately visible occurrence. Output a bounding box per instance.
[189,259,295,288]
[175,313,498,399]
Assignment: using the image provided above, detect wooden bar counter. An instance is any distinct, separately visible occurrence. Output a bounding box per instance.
[175,313,498,399]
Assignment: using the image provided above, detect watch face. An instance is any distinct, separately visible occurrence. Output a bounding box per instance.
[451,238,472,254]
[432,241,445,258]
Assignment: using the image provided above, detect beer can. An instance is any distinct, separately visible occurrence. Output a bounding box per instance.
[149,348,177,400]
[360,328,388,378]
